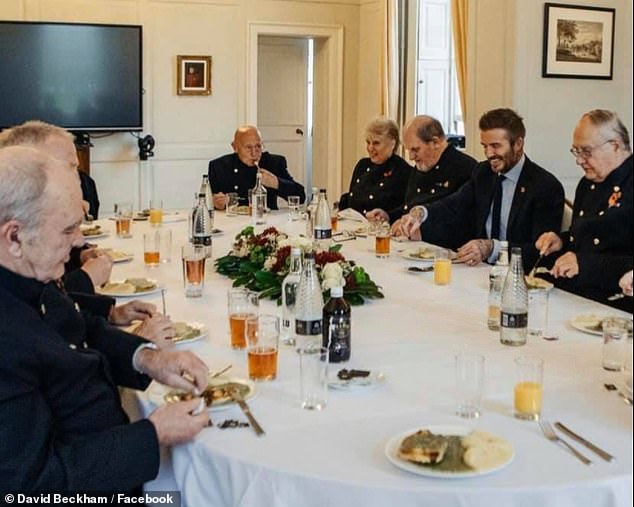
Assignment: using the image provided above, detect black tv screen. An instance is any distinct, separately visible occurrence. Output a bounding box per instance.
[0,21,142,132]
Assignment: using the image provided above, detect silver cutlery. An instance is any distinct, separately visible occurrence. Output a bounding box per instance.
[407,266,434,273]
[161,288,167,315]
[538,420,592,465]
[618,390,633,406]
[554,422,614,461]
[230,388,265,436]
[209,364,232,379]
[607,293,626,301]
[528,253,545,278]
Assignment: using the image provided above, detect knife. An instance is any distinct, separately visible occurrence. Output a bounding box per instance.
[231,390,265,436]
[554,422,614,462]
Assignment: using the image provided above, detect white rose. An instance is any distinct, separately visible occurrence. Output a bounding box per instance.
[322,262,343,280]
[263,256,276,271]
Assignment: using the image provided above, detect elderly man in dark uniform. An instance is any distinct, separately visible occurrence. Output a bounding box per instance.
[536,110,633,311]
[208,125,305,210]
[393,108,565,268]
[367,115,476,223]
[0,146,210,493]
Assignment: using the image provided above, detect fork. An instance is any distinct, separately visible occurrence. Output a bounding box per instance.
[538,420,592,465]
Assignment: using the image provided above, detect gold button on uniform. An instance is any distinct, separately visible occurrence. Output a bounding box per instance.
[417,188,421,193]
[579,210,584,217]
[234,185,239,190]
[570,235,575,242]
[369,194,374,200]
[234,168,238,173]
[599,211,605,216]
[69,343,77,350]
[379,182,384,187]
[590,184,596,190]
[593,238,600,245]
[431,189,435,194]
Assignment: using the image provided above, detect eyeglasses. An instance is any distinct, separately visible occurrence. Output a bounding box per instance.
[569,140,614,159]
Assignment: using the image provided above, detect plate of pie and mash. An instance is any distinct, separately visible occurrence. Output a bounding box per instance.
[385,426,514,478]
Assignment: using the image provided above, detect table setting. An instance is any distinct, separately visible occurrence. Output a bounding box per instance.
[89,206,631,507]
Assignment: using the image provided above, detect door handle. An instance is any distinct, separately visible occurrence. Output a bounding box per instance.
[295,128,304,136]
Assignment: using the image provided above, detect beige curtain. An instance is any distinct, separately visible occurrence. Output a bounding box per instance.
[451,0,469,123]
[381,0,400,120]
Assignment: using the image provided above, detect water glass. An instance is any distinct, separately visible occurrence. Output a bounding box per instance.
[514,356,543,421]
[114,202,133,238]
[434,248,452,285]
[149,199,163,227]
[226,192,239,216]
[143,232,160,267]
[227,288,259,349]
[455,353,484,418]
[528,287,549,338]
[159,229,172,263]
[181,244,206,297]
[246,315,280,381]
[602,317,630,371]
[288,195,301,221]
[298,346,328,410]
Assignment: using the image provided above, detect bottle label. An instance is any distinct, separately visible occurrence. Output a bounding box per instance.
[500,312,528,328]
[296,319,322,335]
[314,228,332,240]
[323,315,351,362]
[192,235,212,247]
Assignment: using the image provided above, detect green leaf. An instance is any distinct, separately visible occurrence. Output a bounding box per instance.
[329,244,343,253]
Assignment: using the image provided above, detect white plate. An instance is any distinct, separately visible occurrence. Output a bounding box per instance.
[170,322,207,346]
[401,247,461,263]
[162,212,188,223]
[96,279,161,297]
[570,314,605,336]
[103,249,134,263]
[82,231,109,240]
[385,425,514,479]
[148,376,257,413]
[328,370,385,390]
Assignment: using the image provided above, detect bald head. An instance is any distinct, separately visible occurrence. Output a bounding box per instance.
[231,125,263,166]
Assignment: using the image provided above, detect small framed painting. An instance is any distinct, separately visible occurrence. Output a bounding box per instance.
[542,3,615,79]
[177,55,212,95]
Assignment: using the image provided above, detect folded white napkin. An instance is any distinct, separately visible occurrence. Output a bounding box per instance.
[337,208,367,222]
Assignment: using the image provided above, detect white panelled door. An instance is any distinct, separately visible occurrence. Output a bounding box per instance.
[257,36,309,192]
[416,0,452,130]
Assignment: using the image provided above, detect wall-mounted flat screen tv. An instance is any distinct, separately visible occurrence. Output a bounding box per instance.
[0,21,142,132]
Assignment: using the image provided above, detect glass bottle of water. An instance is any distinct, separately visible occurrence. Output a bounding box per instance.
[251,170,267,225]
[322,285,351,362]
[305,186,320,237]
[199,174,214,226]
[313,188,332,249]
[191,193,213,258]
[294,251,324,350]
[187,192,198,243]
[487,240,509,331]
[500,247,528,346]
[281,247,303,346]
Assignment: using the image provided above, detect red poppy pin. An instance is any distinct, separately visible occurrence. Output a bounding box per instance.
[608,190,622,208]
[383,169,393,178]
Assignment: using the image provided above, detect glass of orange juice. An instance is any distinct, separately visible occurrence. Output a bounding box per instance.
[149,199,163,227]
[514,356,543,420]
[434,248,452,285]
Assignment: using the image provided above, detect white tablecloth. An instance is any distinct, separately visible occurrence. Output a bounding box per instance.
[96,211,632,507]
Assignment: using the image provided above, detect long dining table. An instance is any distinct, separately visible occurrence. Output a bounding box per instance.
[93,209,632,507]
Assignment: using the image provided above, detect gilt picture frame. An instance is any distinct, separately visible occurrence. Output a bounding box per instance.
[177,55,212,95]
[542,3,615,80]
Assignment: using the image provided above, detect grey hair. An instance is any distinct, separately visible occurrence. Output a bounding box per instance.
[365,117,400,152]
[582,109,631,152]
[0,146,50,233]
[0,120,73,149]
[410,115,447,142]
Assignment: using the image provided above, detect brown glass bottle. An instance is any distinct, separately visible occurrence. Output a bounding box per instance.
[322,286,351,362]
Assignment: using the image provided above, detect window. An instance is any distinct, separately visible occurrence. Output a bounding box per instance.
[415,0,463,135]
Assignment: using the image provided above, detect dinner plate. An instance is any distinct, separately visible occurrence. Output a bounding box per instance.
[148,376,257,413]
[401,247,460,263]
[97,279,161,297]
[328,370,385,390]
[169,322,207,345]
[102,249,134,263]
[570,314,606,336]
[385,425,514,479]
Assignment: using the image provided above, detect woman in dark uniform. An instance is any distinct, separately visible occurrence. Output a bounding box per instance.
[339,117,410,216]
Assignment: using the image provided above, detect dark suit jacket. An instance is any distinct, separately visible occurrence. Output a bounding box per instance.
[208,152,305,210]
[422,156,565,266]
[542,154,633,311]
[78,170,100,219]
[339,154,411,215]
[0,266,159,493]
[388,145,477,222]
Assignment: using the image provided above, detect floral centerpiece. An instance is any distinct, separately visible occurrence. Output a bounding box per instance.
[215,226,384,305]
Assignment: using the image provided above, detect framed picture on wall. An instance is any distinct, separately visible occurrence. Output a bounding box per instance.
[542,3,615,79]
[177,55,212,95]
